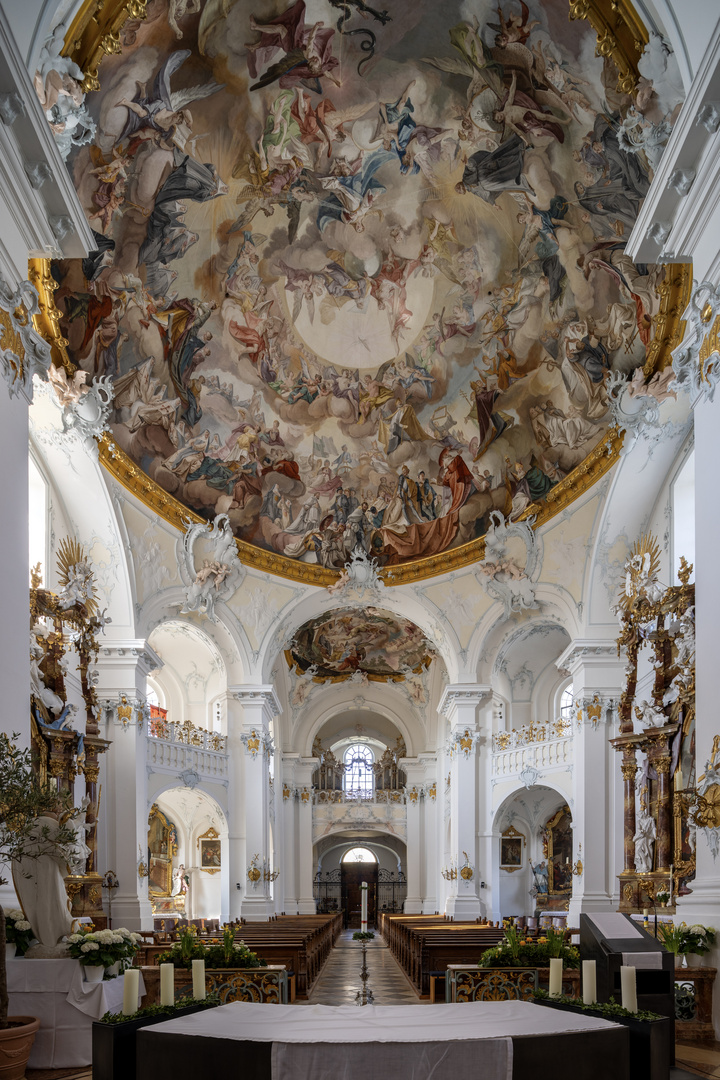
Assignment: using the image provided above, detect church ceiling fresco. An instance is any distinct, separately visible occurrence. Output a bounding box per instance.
[53,0,685,582]
[286,606,434,681]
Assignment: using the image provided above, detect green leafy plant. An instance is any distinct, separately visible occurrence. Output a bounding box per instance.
[98,993,220,1025]
[479,928,580,969]
[4,910,34,955]
[532,988,663,1022]
[158,930,267,970]
[657,922,684,955]
[0,732,80,1028]
[352,931,375,941]
[659,921,717,956]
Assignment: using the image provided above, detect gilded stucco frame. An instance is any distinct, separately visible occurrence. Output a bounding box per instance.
[27,0,692,587]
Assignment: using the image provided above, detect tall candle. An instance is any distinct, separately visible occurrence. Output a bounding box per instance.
[549,957,563,997]
[361,881,368,932]
[192,958,206,999]
[620,966,637,1013]
[582,960,596,1005]
[160,963,174,1006]
[122,968,139,1015]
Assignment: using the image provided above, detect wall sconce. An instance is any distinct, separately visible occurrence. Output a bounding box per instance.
[441,862,457,881]
[572,844,583,877]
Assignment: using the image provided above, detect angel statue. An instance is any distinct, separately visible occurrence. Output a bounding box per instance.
[633,807,656,873]
[117,50,224,149]
[177,514,245,621]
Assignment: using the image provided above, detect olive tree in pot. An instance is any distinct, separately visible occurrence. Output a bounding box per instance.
[0,732,79,1080]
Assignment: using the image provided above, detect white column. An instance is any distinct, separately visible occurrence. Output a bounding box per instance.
[0,386,29,750]
[677,395,720,1036]
[557,642,623,924]
[226,692,245,922]
[280,760,297,913]
[98,641,161,931]
[421,760,438,913]
[440,685,490,919]
[232,687,280,921]
[294,759,317,915]
[402,760,424,914]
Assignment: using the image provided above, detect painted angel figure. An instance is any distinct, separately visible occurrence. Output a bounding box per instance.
[245,0,340,93]
[117,50,224,148]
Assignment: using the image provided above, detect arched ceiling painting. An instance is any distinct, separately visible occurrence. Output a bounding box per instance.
[55,0,683,582]
[287,606,434,681]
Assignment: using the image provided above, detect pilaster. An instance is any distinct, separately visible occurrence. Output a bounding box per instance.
[439,685,491,919]
[97,640,161,931]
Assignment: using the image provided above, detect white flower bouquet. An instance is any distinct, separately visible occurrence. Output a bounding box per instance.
[66,926,143,967]
[5,909,34,953]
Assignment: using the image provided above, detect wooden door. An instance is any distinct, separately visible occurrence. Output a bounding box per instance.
[341,862,378,928]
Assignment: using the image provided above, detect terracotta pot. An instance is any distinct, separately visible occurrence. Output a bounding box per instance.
[0,1016,40,1080]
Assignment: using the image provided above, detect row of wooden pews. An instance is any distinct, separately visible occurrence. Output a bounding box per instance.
[138,913,342,998]
[380,914,507,996]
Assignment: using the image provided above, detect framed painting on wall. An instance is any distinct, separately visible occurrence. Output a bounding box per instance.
[501,826,525,872]
[198,827,221,874]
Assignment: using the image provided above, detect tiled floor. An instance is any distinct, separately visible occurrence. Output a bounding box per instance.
[676,1040,720,1077]
[302,930,421,1006]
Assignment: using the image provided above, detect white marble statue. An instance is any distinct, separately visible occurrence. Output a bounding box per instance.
[12,815,74,953]
[66,796,92,876]
[634,699,667,729]
[33,24,96,161]
[633,808,657,873]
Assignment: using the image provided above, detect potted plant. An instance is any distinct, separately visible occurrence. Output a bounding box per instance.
[0,731,79,1073]
[655,890,670,908]
[658,921,716,967]
[4,912,34,959]
[532,989,669,1080]
[67,927,144,982]
[479,925,581,969]
[92,993,219,1080]
[157,926,267,971]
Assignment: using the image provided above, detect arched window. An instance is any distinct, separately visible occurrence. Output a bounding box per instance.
[342,846,377,863]
[343,743,374,799]
[560,685,574,722]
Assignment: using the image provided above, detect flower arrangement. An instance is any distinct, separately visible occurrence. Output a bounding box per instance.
[658,922,717,956]
[352,931,375,941]
[5,910,34,955]
[480,925,580,969]
[66,927,143,968]
[655,890,670,906]
[158,926,266,970]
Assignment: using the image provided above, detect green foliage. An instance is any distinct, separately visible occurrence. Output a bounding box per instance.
[658,921,717,956]
[352,931,375,941]
[66,927,144,968]
[532,988,663,1022]
[98,993,220,1025]
[4,911,34,954]
[157,937,267,970]
[479,928,580,969]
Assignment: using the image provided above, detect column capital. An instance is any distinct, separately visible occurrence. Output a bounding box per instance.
[439,683,491,720]
[230,685,281,722]
[98,640,163,679]
[556,639,620,678]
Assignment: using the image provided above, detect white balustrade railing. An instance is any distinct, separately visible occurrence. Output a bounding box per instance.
[491,718,573,781]
[147,718,228,783]
[312,788,406,806]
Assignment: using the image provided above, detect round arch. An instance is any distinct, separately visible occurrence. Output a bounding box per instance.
[295,685,422,758]
[137,590,250,685]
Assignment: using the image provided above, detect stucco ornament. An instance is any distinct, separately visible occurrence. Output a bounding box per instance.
[475,512,540,615]
[177,513,245,620]
[692,736,720,859]
[34,24,96,161]
[0,274,52,399]
[47,364,114,455]
[634,698,667,729]
[671,281,720,403]
[326,547,385,604]
[606,367,677,453]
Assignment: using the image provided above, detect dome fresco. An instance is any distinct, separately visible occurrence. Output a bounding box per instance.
[54,0,683,577]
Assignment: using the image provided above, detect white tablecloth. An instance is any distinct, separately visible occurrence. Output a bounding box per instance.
[7,958,145,1068]
[145,999,620,1043]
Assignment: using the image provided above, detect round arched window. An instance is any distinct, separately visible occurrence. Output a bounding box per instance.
[343,743,374,799]
[342,847,377,863]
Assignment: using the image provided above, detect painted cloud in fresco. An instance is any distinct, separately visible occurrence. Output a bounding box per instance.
[55,0,683,568]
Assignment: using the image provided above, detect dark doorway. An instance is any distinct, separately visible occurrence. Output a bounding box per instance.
[341,862,378,928]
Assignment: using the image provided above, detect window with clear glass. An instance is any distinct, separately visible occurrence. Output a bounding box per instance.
[29,453,48,585]
[343,743,374,798]
[560,685,574,721]
[342,847,377,863]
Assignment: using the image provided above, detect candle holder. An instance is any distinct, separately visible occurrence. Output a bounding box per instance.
[441,862,457,880]
[354,942,374,1006]
[571,844,583,877]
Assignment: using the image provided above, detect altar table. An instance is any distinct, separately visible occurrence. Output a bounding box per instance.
[137,999,629,1080]
[7,958,145,1068]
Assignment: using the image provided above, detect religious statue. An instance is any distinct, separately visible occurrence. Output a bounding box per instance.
[171,863,188,896]
[66,796,92,876]
[633,807,656,873]
[12,815,74,954]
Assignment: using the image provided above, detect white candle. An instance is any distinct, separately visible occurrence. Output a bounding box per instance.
[582,960,596,1005]
[160,963,174,1006]
[549,957,563,997]
[122,968,139,1015]
[620,966,637,1013]
[192,958,206,999]
[361,881,368,931]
